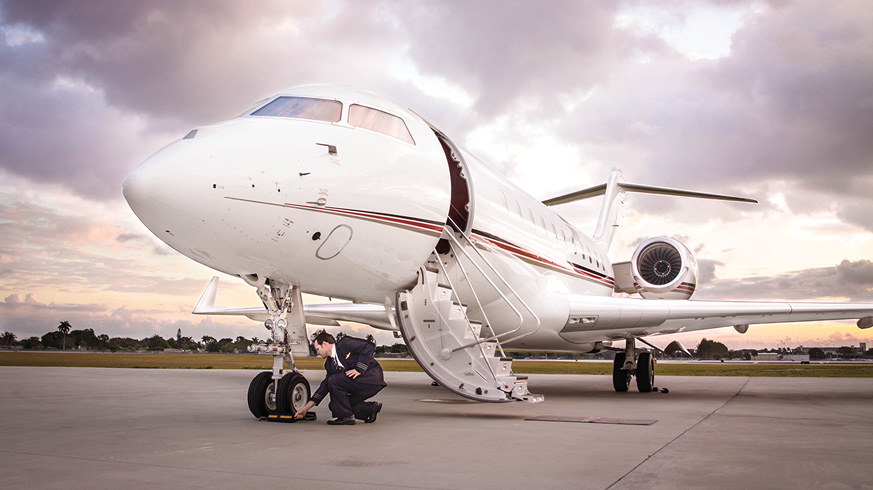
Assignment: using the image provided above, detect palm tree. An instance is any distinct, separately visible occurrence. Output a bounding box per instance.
[1,331,17,346]
[58,321,72,350]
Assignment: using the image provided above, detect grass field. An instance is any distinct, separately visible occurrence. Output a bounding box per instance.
[2,352,873,377]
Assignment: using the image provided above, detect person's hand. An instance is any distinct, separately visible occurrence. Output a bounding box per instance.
[294,400,315,419]
[345,369,361,379]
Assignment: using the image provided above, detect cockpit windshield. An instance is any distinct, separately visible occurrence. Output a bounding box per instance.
[348,104,415,144]
[250,96,342,122]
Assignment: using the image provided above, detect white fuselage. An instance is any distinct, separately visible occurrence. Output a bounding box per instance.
[123,84,616,351]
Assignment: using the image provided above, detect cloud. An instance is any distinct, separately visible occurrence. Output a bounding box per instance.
[0,0,420,200]
[0,179,209,298]
[0,296,254,340]
[697,259,873,302]
[397,2,668,118]
[550,2,873,220]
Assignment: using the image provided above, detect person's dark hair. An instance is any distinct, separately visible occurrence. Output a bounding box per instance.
[314,332,336,345]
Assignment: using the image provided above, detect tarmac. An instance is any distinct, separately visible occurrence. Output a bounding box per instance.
[1,366,872,490]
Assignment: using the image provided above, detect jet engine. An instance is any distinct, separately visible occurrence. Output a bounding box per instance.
[614,237,698,300]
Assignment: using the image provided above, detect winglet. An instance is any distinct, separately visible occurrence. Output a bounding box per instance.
[193,276,220,314]
[191,276,269,320]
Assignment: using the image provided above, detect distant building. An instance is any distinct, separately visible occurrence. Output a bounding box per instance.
[757,353,780,361]
[783,354,810,362]
[861,342,867,352]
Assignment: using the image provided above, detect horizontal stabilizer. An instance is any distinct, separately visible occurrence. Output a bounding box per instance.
[543,182,757,206]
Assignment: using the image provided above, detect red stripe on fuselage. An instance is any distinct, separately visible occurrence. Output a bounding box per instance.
[469,233,615,288]
[231,197,615,289]
[283,203,445,234]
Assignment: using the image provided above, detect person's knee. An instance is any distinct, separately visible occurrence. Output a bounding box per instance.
[328,373,346,388]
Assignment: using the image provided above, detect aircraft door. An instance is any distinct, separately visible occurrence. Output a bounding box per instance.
[431,127,473,235]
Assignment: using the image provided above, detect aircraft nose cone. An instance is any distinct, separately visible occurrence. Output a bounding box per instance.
[123,144,220,239]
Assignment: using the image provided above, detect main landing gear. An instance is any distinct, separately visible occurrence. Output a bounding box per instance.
[612,338,655,393]
[243,276,313,421]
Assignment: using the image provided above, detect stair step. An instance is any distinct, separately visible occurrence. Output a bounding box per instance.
[397,262,544,404]
[480,342,497,358]
[464,321,482,339]
[487,357,513,376]
[436,286,452,302]
[517,393,545,404]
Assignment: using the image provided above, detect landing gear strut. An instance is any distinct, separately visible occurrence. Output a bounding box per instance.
[612,338,655,393]
[242,276,312,420]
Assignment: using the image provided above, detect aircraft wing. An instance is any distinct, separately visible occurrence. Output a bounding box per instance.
[192,276,393,328]
[562,295,873,340]
[302,303,394,330]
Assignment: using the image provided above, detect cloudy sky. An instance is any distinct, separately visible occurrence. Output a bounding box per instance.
[1,0,871,349]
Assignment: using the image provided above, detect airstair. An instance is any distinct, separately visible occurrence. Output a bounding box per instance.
[396,228,544,403]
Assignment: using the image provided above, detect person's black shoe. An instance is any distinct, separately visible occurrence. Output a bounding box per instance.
[326,416,355,425]
[365,402,382,423]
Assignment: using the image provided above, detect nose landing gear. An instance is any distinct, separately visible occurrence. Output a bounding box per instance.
[242,275,313,421]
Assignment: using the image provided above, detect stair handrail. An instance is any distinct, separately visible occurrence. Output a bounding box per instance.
[442,221,542,349]
[441,231,525,350]
[431,249,507,361]
[425,259,501,382]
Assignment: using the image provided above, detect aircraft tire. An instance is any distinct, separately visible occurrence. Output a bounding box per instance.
[247,371,273,418]
[612,353,631,392]
[277,372,311,414]
[636,352,654,393]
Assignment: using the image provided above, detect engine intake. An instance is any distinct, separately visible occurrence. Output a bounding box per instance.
[614,237,698,300]
[638,241,683,285]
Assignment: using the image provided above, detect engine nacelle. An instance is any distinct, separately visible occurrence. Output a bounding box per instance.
[614,237,698,300]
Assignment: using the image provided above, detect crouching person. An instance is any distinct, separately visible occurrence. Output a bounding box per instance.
[294,332,386,425]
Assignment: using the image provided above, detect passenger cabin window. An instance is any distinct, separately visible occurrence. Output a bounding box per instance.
[348,104,415,144]
[251,96,342,122]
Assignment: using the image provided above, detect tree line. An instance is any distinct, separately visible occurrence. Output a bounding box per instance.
[0,322,411,355]
[0,322,257,353]
[2,324,866,359]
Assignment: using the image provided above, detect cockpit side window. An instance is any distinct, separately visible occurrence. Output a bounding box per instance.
[348,104,415,145]
[250,96,342,122]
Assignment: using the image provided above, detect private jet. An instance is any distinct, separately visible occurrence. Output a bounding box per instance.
[122,84,873,418]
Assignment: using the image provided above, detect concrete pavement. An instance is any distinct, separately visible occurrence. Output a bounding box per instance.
[1,367,871,489]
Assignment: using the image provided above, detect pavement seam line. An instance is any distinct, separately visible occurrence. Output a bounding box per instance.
[604,376,752,490]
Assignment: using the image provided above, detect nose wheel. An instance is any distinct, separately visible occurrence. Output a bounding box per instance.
[248,371,312,419]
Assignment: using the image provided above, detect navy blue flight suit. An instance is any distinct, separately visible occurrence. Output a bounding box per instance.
[311,336,386,420]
